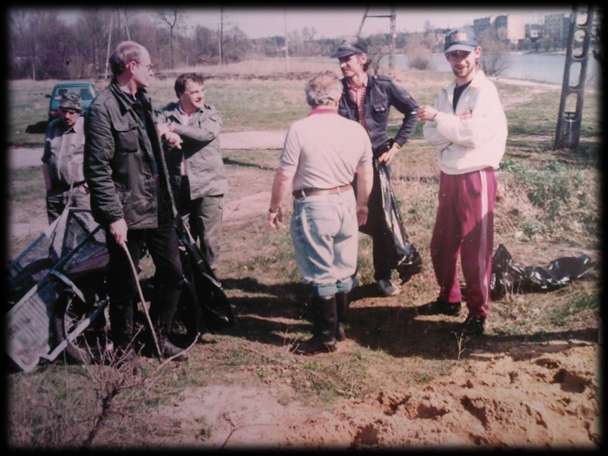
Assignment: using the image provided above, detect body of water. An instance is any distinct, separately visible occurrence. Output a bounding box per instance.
[391,52,600,87]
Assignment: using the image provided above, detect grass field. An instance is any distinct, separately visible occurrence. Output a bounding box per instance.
[6,61,601,448]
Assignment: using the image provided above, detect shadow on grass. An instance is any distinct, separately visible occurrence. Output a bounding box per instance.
[222,158,275,171]
[143,275,599,361]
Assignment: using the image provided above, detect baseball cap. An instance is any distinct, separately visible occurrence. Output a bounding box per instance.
[444,29,479,53]
[332,37,368,59]
[59,92,82,111]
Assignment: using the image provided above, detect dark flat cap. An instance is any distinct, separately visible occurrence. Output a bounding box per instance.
[59,92,82,111]
[332,38,368,59]
[444,29,478,53]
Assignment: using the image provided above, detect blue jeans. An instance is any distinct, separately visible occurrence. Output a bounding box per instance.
[290,190,358,298]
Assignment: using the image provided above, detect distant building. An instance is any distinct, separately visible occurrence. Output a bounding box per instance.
[525,23,544,41]
[473,16,495,38]
[495,15,525,45]
[544,13,570,48]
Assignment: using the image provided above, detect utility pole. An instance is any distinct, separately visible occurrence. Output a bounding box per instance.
[218,8,223,66]
[123,9,131,40]
[356,7,397,70]
[356,7,370,37]
[284,9,290,72]
[104,11,115,79]
[553,7,594,150]
[389,7,396,70]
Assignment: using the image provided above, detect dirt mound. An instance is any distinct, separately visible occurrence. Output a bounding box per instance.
[151,344,598,448]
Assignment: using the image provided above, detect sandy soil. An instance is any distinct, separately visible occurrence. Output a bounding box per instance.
[150,342,598,448]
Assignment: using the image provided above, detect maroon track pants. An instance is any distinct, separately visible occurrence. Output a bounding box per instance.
[430,168,496,318]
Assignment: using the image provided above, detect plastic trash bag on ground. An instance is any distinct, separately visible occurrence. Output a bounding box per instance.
[490,243,594,300]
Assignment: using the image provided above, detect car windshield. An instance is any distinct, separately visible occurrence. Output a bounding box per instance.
[52,86,94,102]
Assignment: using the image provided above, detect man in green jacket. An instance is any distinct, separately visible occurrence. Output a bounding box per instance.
[158,73,227,273]
[84,40,187,362]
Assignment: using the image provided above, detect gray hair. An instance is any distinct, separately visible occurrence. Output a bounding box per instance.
[305,71,342,107]
[109,41,148,77]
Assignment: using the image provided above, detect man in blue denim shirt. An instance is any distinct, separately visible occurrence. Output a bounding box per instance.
[334,38,418,297]
[268,72,373,355]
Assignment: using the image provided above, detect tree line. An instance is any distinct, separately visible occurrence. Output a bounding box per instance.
[11,9,554,81]
[9,9,356,80]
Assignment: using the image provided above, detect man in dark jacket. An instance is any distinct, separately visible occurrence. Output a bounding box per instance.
[84,40,187,361]
[157,73,227,273]
[334,38,419,297]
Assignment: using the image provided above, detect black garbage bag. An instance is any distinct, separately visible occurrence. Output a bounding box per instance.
[360,158,422,284]
[175,216,235,335]
[490,243,594,300]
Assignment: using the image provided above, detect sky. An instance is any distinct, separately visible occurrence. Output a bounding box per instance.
[53,7,571,39]
[177,7,571,39]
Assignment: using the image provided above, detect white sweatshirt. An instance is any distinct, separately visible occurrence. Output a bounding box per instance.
[423,70,508,175]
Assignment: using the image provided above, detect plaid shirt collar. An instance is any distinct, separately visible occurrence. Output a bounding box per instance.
[346,73,368,127]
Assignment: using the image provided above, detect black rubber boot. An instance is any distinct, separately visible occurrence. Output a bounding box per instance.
[157,286,188,361]
[291,295,337,355]
[110,299,136,352]
[335,291,350,341]
[109,299,138,366]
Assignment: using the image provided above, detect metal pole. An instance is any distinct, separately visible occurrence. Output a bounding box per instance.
[218,8,223,66]
[284,9,290,72]
[389,7,396,70]
[123,9,131,40]
[104,11,115,80]
[356,7,370,38]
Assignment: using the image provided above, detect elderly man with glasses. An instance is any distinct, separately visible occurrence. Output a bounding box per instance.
[84,40,188,362]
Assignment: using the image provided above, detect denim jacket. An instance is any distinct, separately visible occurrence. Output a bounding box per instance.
[338,74,418,152]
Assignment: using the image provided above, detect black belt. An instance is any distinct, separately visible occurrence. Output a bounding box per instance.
[292,184,352,199]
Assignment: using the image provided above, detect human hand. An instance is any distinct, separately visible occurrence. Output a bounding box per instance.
[109,218,128,246]
[416,105,438,123]
[164,131,183,149]
[157,122,170,137]
[268,207,284,230]
[356,205,368,226]
[378,143,400,165]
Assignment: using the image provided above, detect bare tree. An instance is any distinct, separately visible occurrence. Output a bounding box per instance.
[157,9,183,69]
[478,29,510,77]
[405,33,432,70]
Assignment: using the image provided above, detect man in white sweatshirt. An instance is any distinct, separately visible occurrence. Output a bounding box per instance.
[417,29,507,336]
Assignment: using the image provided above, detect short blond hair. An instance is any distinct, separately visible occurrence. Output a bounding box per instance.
[305,71,342,107]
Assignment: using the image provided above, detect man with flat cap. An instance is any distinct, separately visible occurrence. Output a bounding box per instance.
[333,37,419,298]
[417,29,507,336]
[42,92,90,223]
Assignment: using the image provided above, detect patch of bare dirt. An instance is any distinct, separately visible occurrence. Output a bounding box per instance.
[148,344,598,448]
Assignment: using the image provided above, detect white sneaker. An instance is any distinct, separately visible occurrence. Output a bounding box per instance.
[377,279,401,297]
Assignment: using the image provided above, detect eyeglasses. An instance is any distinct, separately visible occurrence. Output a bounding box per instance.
[131,60,153,71]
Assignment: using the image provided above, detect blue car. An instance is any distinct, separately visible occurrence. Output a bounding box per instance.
[47,81,96,122]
